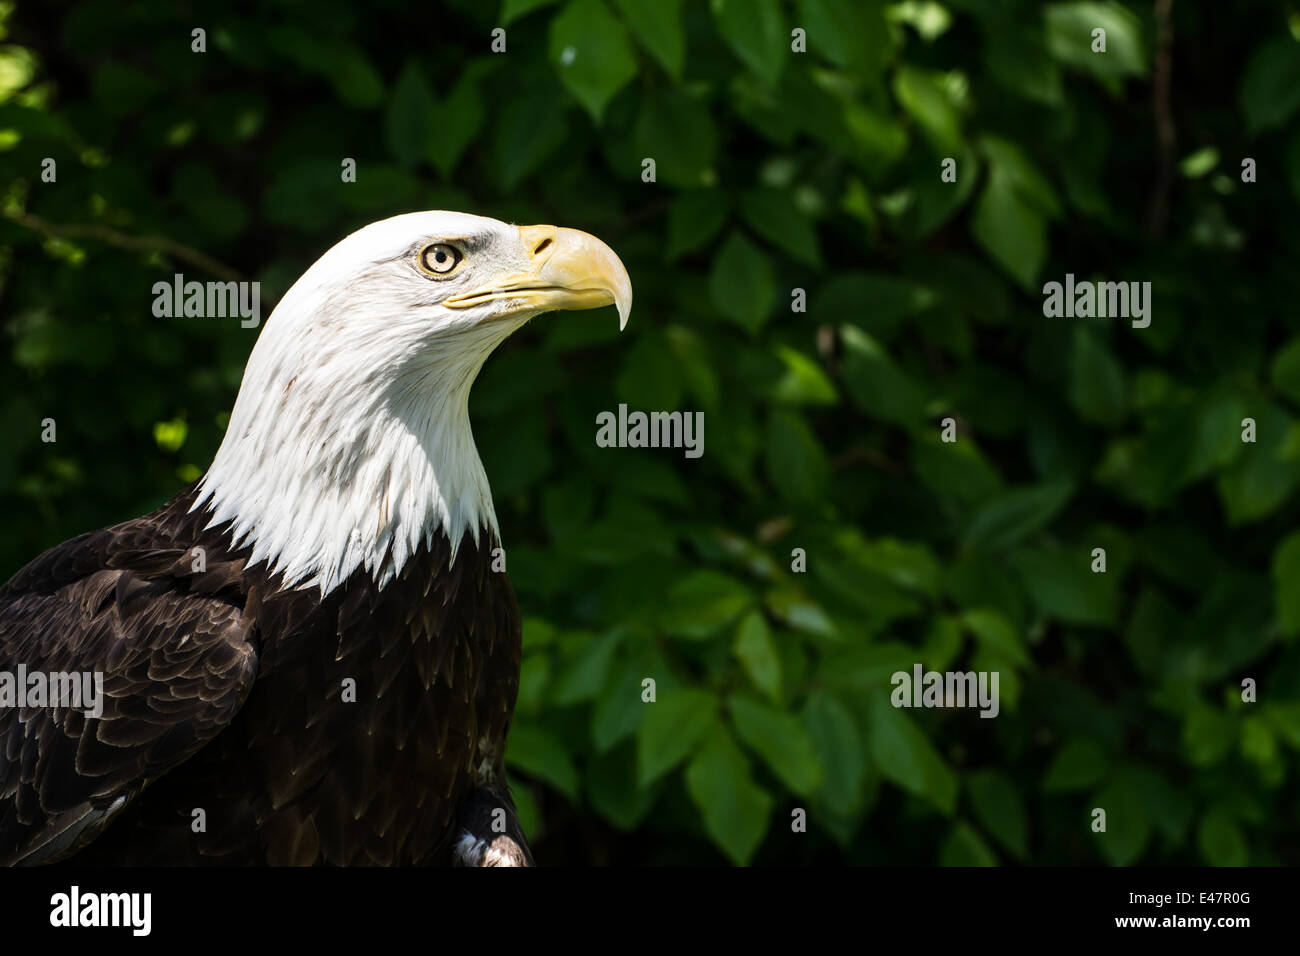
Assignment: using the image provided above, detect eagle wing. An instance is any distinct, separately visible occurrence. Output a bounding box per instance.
[0,519,259,865]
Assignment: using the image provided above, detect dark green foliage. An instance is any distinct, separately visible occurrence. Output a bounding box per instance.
[1,0,1297,865]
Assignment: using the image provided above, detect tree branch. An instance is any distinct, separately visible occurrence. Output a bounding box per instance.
[3,210,245,281]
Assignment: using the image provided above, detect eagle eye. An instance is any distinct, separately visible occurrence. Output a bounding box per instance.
[418,242,464,277]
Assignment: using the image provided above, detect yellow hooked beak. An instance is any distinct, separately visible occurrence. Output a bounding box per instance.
[443,224,632,330]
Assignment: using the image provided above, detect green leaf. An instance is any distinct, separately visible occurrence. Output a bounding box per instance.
[1264,702,1300,749]
[507,784,541,846]
[893,66,962,153]
[173,165,248,240]
[616,331,686,410]
[842,534,942,597]
[636,87,718,188]
[152,417,187,453]
[1045,2,1146,79]
[912,435,1004,504]
[963,481,1073,551]
[1216,404,1300,523]
[1042,738,1109,793]
[709,231,776,331]
[1272,532,1300,637]
[739,188,821,266]
[980,135,1061,217]
[262,159,344,232]
[591,651,660,752]
[940,823,998,866]
[801,691,866,810]
[493,87,569,189]
[636,687,719,785]
[522,617,558,649]
[967,770,1028,859]
[427,73,484,176]
[798,0,890,76]
[1128,770,1191,842]
[1241,714,1277,767]
[0,45,37,102]
[765,409,829,503]
[659,570,755,639]
[1192,391,1249,476]
[386,61,433,168]
[516,654,549,714]
[1093,773,1150,865]
[728,695,823,795]
[1182,706,1235,768]
[733,611,782,701]
[1179,146,1220,179]
[961,609,1028,666]
[892,145,980,240]
[263,30,383,108]
[587,745,657,830]
[816,273,937,342]
[971,163,1047,290]
[1013,546,1117,627]
[711,0,786,87]
[1069,328,1127,426]
[765,589,838,638]
[332,49,385,108]
[502,0,561,23]
[684,724,774,864]
[920,615,965,672]
[1197,808,1248,866]
[613,0,684,78]
[1271,335,1300,407]
[839,325,928,427]
[335,164,420,213]
[889,2,952,40]
[868,695,957,814]
[985,18,1063,105]
[666,191,729,259]
[550,631,621,705]
[549,0,638,121]
[772,346,838,405]
[506,723,580,799]
[821,642,915,697]
[1240,35,1300,135]
[667,326,722,411]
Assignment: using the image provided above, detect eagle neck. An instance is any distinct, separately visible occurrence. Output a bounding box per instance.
[193,337,501,598]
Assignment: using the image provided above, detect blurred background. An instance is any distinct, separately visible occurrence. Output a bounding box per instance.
[1,0,1299,865]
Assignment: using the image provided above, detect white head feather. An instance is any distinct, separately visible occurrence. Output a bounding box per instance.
[193,210,629,596]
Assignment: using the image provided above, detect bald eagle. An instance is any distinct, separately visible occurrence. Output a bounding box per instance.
[0,212,632,865]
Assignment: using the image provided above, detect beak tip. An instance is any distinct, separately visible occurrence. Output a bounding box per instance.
[522,223,632,331]
[615,268,632,331]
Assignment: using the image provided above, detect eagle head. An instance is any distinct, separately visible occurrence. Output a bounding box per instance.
[195,211,632,593]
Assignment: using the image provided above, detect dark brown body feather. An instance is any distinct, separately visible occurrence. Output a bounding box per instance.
[0,484,527,865]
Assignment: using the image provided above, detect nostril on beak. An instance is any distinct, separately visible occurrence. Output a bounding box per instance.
[534,237,553,256]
